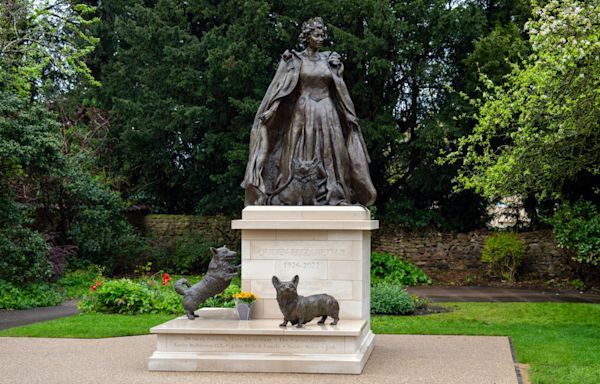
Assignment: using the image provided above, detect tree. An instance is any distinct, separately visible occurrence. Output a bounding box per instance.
[89,0,501,230]
[0,0,146,277]
[448,0,599,203]
[0,93,59,283]
[445,0,600,267]
[0,0,99,99]
[93,0,287,214]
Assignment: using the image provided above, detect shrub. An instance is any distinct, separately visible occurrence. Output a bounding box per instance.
[0,227,52,284]
[46,241,77,281]
[481,232,525,282]
[79,275,239,314]
[370,283,416,315]
[569,278,586,291]
[18,155,147,276]
[0,280,65,310]
[371,251,432,286]
[548,200,600,265]
[1,93,147,278]
[79,278,178,315]
[57,266,104,298]
[66,167,150,275]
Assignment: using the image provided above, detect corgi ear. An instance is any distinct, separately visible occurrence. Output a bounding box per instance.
[272,276,280,288]
[210,247,216,254]
[292,275,299,286]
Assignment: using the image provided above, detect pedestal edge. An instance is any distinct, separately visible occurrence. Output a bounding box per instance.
[148,330,375,374]
[232,220,379,230]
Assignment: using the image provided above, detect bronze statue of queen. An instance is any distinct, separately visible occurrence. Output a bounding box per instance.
[242,17,376,207]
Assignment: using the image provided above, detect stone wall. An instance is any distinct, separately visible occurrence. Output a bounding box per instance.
[136,214,240,248]
[372,228,570,281]
[137,214,570,281]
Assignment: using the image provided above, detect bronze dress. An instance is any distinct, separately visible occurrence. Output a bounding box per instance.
[242,50,376,206]
[274,53,351,204]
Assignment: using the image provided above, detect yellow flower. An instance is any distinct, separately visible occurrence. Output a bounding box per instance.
[233,291,257,303]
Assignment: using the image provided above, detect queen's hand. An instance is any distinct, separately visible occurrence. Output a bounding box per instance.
[260,109,275,122]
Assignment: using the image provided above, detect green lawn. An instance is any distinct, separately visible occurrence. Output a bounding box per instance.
[373,302,600,384]
[1,302,598,384]
[0,313,176,338]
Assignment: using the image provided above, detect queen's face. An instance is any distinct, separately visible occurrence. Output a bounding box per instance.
[307,27,325,50]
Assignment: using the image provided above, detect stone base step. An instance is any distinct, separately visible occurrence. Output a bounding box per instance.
[148,314,374,374]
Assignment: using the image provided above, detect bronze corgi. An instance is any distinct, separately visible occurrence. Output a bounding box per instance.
[272,275,339,328]
[175,246,240,320]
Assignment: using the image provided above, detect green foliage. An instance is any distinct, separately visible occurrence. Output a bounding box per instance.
[63,159,148,273]
[201,283,240,309]
[0,93,63,178]
[463,21,530,95]
[0,280,65,310]
[370,283,416,315]
[378,192,489,232]
[56,266,104,299]
[447,0,600,203]
[148,217,240,275]
[1,0,542,237]
[79,276,239,315]
[0,0,99,98]
[371,251,431,286]
[0,228,52,284]
[569,278,586,291]
[84,0,531,230]
[481,232,525,282]
[0,92,148,277]
[0,0,144,279]
[548,200,600,265]
[0,93,58,283]
[79,278,180,315]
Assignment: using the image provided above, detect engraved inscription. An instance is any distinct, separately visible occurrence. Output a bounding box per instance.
[169,335,345,353]
[250,241,356,260]
[282,261,321,270]
[274,260,328,279]
[259,248,345,258]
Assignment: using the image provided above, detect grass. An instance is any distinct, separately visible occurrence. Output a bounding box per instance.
[1,302,598,383]
[373,302,600,384]
[0,313,176,338]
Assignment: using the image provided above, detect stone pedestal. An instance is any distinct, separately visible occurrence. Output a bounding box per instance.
[148,206,378,374]
[232,206,377,322]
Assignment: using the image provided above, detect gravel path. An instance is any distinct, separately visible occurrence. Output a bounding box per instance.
[0,334,519,384]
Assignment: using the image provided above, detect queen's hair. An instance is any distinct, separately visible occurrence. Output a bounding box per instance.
[298,17,328,46]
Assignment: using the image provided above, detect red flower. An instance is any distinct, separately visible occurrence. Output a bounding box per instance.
[90,285,97,291]
[162,281,168,286]
[162,273,170,280]
[96,281,102,286]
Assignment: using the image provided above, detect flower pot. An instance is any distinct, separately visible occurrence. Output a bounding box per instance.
[235,300,253,320]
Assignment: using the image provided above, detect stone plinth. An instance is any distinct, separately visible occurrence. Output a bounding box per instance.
[148,315,375,374]
[148,206,378,374]
[231,206,378,321]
